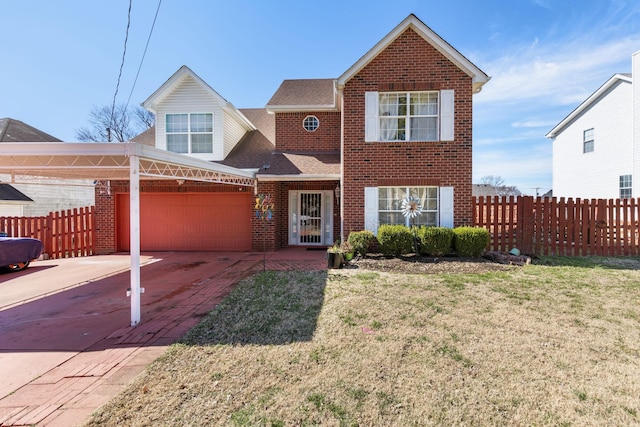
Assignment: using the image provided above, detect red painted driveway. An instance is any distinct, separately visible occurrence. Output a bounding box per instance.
[0,249,326,426]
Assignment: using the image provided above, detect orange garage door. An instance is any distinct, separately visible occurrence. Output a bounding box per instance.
[117,193,251,251]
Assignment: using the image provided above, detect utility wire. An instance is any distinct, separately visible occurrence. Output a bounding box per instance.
[110,0,133,140]
[125,0,162,111]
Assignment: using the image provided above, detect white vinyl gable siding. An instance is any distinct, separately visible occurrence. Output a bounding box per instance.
[223,110,248,158]
[552,79,633,199]
[154,75,249,161]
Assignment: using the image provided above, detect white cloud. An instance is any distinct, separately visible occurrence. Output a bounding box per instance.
[511,120,557,128]
[475,35,640,107]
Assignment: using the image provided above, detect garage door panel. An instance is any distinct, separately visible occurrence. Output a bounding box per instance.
[117,193,251,251]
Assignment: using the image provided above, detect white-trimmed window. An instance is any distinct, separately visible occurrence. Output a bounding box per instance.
[364,186,453,235]
[620,175,632,199]
[166,113,213,154]
[583,128,594,153]
[379,186,438,226]
[303,115,319,132]
[379,92,438,141]
[365,90,454,142]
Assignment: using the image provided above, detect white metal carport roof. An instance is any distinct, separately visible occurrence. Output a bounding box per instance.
[0,142,257,326]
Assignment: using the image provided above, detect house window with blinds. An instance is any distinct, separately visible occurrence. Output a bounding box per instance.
[378,187,439,226]
[364,186,454,236]
[620,175,632,199]
[365,90,454,142]
[166,113,213,154]
[583,128,594,153]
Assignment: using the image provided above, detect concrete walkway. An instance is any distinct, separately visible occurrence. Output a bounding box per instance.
[0,249,327,426]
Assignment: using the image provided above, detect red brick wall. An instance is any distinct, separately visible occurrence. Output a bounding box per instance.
[252,182,279,252]
[342,27,474,236]
[275,111,341,151]
[94,181,115,255]
[95,179,340,253]
[253,180,340,251]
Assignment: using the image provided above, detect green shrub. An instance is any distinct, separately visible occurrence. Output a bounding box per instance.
[377,224,413,256]
[347,230,375,256]
[417,226,454,256]
[452,227,490,257]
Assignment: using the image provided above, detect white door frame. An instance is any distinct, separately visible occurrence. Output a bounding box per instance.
[289,190,333,246]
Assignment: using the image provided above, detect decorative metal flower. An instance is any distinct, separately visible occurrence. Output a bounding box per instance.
[401,196,423,219]
[255,194,274,220]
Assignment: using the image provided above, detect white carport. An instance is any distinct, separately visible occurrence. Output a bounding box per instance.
[0,142,256,326]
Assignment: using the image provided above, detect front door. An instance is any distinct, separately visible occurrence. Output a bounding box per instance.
[299,193,323,244]
[289,190,333,246]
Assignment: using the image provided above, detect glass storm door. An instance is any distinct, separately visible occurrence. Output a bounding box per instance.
[299,193,323,245]
[289,190,333,246]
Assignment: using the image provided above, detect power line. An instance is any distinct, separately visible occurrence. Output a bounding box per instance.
[125,0,162,111]
[109,0,133,141]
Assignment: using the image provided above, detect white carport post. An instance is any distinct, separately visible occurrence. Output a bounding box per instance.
[129,154,142,326]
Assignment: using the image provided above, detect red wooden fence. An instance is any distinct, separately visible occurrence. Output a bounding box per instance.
[0,206,95,259]
[474,196,640,256]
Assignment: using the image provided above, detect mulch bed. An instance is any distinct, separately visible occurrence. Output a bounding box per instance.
[343,253,519,274]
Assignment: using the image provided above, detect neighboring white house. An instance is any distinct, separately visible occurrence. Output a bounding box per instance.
[0,183,33,217]
[0,118,95,216]
[546,51,640,199]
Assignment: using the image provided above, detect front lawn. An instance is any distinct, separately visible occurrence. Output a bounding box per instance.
[86,257,640,426]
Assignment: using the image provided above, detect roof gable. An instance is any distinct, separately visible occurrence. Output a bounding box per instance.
[546,73,632,138]
[142,65,255,130]
[0,183,33,202]
[337,14,490,93]
[0,118,61,142]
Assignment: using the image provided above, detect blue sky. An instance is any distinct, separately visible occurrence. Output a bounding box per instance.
[2,1,640,195]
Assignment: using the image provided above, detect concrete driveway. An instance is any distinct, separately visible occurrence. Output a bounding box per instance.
[0,250,326,426]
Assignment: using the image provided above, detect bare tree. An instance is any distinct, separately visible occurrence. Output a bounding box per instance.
[134,107,155,129]
[76,104,154,142]
[480,175,505,188]
[479,175,522,197]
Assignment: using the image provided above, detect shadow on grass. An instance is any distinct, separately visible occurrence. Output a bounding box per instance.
[180,270,328,346]
[533,255,640,270]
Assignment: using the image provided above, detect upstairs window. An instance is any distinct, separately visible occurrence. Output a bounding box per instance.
[365,90,454,142]
[166,113,213,154]
[620,175,632,199]
[379,92,438,141]
[583,128,594,153]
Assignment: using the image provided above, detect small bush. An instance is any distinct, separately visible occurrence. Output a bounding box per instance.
[417,226,454,256]
[452,227,490,257]
[347,230,375,256]
[377,224,413,256]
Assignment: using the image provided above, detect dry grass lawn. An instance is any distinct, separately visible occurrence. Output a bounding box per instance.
[86,256,640,426]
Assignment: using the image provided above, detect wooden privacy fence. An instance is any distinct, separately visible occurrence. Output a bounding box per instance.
[474,196,640,256]
[0,206,95,259]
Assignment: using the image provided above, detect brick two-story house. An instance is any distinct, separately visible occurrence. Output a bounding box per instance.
[94,14,489,253]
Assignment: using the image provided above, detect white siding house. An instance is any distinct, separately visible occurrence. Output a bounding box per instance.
[547,51,640,199]
[142,66,255,162]
[0,118,95,216]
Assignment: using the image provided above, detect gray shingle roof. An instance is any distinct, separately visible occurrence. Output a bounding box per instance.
[0,183,33,202]
[0,118,61,142]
